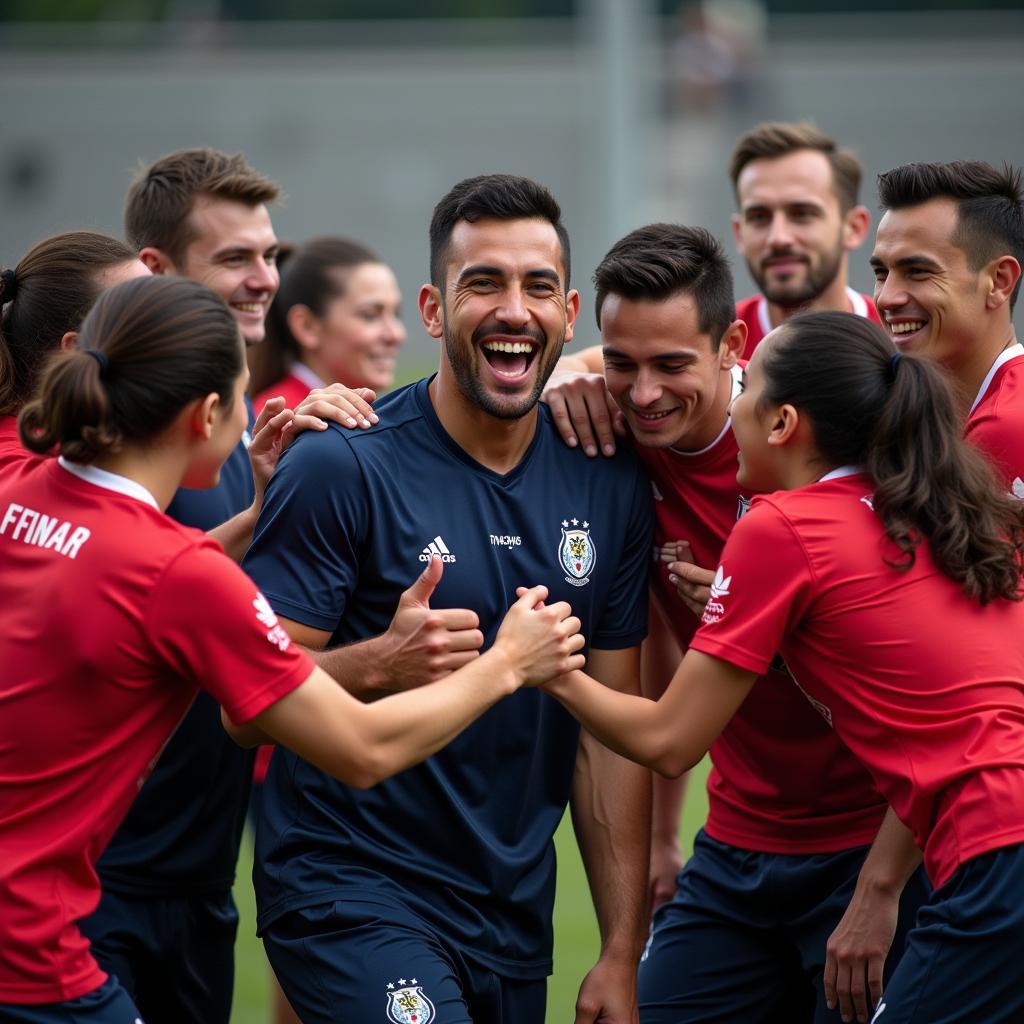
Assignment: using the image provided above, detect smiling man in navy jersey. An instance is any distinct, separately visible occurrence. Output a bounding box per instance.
[242,174,654,1024]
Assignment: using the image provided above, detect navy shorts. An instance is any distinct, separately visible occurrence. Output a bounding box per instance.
[638,829,931,1024]
[870,843,1024,1024]
[0,977,143,1023]
[79,888,237,1024]
[263,899,547,1024]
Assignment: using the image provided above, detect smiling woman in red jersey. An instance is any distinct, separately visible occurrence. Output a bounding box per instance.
[545,311,1024,1024]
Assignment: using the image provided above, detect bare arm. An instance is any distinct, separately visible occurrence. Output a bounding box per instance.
[643,597,688,917]
[546,648,757,778]
[222,585,585,787]
[558,345,605,374]
[570,645,652,1024]
[824,807,923,1023]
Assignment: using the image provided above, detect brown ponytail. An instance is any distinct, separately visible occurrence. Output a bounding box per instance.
[0,232,136,416]
[760,312,1024,604]
[19,275,243,464]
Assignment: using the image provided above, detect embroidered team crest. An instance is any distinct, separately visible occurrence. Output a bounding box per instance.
[386,980,435,1024]
[559,518,595,587]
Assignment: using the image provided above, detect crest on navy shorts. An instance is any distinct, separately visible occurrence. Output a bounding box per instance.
[559,518,595,587]
[386,981,435,1024]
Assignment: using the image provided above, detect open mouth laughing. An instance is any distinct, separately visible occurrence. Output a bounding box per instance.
[480,337,542,385]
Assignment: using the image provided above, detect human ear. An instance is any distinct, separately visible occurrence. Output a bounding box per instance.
[842,205,871,251]
[418,284,445,340]
[563,289,581,343]
[138,247,176,276]
[286,304,322,353]
[718,319,747,369]
[59,330,79,352]
[189,393,220,440]
[985,255,1021,312]
[766,403,800,447]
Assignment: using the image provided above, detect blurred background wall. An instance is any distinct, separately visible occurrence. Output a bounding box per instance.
[2,0,1023,354]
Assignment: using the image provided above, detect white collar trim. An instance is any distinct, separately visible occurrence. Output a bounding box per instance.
[57,457,160,509]
[969,343,1024,416]
[757,287,868,334]
[290,362,325,390]
[819,465,863,482]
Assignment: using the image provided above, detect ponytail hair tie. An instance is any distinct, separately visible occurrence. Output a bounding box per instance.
[86,349,111,377]
[0,268,17,302]
[888,351,903,380]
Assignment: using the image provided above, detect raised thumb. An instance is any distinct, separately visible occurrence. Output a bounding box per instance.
[405,553,442,605]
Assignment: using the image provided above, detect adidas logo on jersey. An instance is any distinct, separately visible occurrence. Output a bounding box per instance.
[702,565,731,625]
[419,536,457,563]
[709,566,731,599]
[253,591,291,652]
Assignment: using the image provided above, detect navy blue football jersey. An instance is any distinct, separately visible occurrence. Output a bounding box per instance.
[96,401,256,894]
[242,378,652,977]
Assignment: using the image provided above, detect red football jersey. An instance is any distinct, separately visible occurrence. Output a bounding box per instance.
[253,364,324,417]
[691,469,1024,887]
[0,414,35,472]
[965,343,1024,495]
[634,374,884,853]
[0,458,313,1003]
[737,288,881,361]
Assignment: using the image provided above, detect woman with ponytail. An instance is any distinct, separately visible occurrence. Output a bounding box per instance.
[544,311,1024,1024]
[0,275,585,1023]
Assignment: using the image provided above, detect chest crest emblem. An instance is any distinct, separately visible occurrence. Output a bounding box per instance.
[559,518,596,587]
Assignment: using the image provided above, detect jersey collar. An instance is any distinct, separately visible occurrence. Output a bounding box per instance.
[58,457,160,509]
[968,342,1024,416]
[668,364,742,457]
[758,287,866,335]
[818,465,864,482]
[290,362,325,391]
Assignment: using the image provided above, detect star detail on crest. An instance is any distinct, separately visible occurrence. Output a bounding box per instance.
[398,978,407,985]
[387,983,395,990]
[561,519,569,528]
[571,517,579,526]
[583,521,589,528]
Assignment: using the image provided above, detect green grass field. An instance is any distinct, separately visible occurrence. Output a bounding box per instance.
[229,757,710,1023]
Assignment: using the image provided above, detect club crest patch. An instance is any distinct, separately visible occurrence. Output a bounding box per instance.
[386,980,435,1024]
[559,518,595,587]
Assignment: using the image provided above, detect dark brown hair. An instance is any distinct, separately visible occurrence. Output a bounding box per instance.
[760,311,1024,604]
[20,276,243,464]
[428,174,570,288]
[124,147,280,266]
[592,223,735,346]
[877,160,1024,310]
[729,121,863,212]
[0,232,136,416]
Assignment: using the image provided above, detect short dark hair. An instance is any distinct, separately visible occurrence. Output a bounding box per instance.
[20,275,243,464]
[877,160,1024,310]
[428,174,570,288]
[593,223,735,348]
[729,121,863,212]
[0,231,136,415]
[124,147,280,266]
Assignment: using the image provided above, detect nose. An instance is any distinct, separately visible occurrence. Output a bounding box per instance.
[873,273,906,312]
[767,211,795,250]
[496,285,530,329]
[250,258,279,296]
[630,369,661,407]
[383,315,407,347]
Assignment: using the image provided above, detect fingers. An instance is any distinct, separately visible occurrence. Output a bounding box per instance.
[294,384,379,430]
[545,375,618,457]
[251,395,286,434]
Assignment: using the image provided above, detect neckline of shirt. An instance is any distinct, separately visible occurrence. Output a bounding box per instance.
[57,457,160,509]
[968,342,1024,417]
[818,465,864,483]
[290,362,326,391]
[757,287,867,336]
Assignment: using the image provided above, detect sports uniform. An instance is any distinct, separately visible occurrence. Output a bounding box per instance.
[736,289,881,360]
[691,468,1024,1023]
[241,376,652,1023]
[81,407,258,1024]
[965,342,1024,493]
[0,414,37,471]
[0,456,311,1020]
[633,369,928,1024]
[253,362,322,417]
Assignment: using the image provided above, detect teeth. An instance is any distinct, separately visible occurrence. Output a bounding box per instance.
[889,321,925,334]
[483,341,534,354]
[234,303,263,313]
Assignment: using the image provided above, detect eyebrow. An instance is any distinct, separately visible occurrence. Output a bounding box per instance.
[456,264,561,286]
[212,242,279,260]
[870,254,942,270]
[602,347,698,363]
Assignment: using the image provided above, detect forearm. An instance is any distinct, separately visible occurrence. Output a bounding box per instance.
[309,634,401,701]
[557,345,603,373]
[855,806,922,897]
[572,730,652,960]
[207,503,259,564]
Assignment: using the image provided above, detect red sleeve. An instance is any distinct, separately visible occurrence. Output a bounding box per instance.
[689,499,816,674]
[965,402,1024,494]
[146,540,314,722]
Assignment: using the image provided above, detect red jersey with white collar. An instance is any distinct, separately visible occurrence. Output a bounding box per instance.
[254,365,323,417]
[691,470,1024,887]
[737,288,881,361]
[633,377,885,853]
[965,343,1024,496]
[0,458,313,1004]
